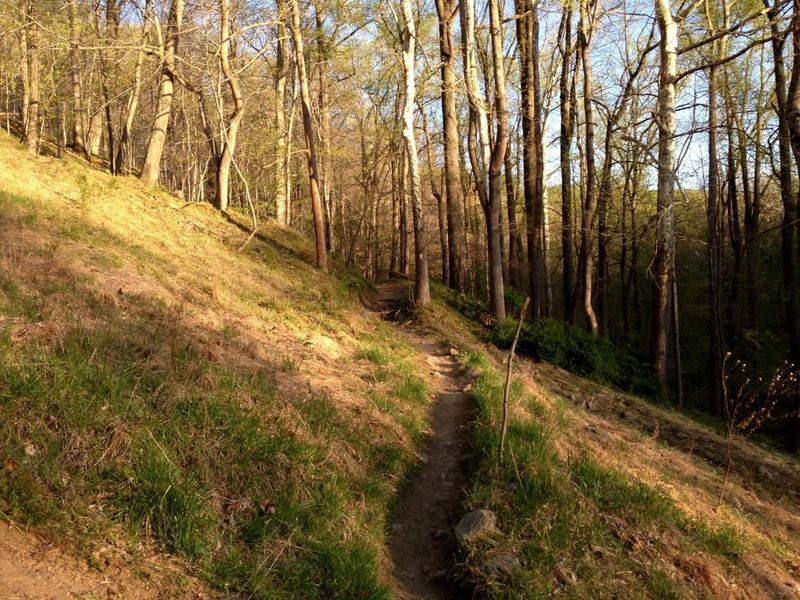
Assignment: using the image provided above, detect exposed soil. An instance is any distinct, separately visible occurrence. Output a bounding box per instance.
[0,521,205,599]
[366,281,474,599]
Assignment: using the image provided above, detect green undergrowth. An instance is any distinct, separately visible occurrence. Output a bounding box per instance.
[490,317,658,399]
[0,134,430,599]
[461,351,741,598]
[439,288,657,399]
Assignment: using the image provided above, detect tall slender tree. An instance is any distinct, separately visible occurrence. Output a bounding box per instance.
[577,0,599,335]
[290,0,327,270]
[275,0,291,224]
[215,0,246,212]
[23,0,39,155]
[435,0,465,291]
[651,0,678,388]
[399,0,430,305]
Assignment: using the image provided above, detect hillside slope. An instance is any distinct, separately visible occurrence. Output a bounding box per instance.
[0,133,435,598]
[1,132,799,600]
[419,301,800,598]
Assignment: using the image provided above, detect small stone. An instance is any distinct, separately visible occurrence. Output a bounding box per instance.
[449,347,460,356]
[483,551,521,577]
[455,509,498,546]
[758,465,775,481]
[462,383,473,393]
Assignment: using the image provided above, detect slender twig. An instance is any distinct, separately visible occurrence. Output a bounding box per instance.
[499,297,530,466]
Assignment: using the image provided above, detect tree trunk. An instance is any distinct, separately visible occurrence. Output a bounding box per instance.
[399,0,431,306]
[651,0,678,390]
[577,0,599,335]
[215,0,246,212]
[419,99,449,285]
[487,0,509,320]
[68,0,88,158]
[504,142,522,288]
[116,0,151,174]
[23,0,39,155]
[275,0,290,224]
[706,57,724,416]
[558,6,576,322]
[95,0,120,173]
[289,0,327,270]
[462,0,505,320]
[17,12,29,141]
[515,0,544,317]
[435,0,465,292]
[141,0,184,186]
[315,3,334,252]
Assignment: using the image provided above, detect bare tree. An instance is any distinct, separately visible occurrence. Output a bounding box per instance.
[434,0,465,291]
[141,0,185,186]
[577,0,598,335]
[399,0,430,306]
[215,0,246,212]
[289,0,327,270]
[275,0,291,224]
[68,0,87,158]
[23,0,39,155]
[651,0,678,388]
[116,0,151,173]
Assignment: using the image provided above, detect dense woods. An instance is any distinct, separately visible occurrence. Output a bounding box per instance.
[2,0,799,444]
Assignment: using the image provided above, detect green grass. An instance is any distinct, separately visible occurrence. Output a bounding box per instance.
[0,288,426,597]
[0,141,432,597]
[461,350,740,598]
[356,345,392,366]
[0,242,425,597]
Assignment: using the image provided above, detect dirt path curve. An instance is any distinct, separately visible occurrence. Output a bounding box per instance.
[365,280,474,599]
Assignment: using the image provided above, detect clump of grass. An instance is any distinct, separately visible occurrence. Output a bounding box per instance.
[571,458,675,526]
[678,516,741,557]
[115,438,215,558]
[356,345,392,366]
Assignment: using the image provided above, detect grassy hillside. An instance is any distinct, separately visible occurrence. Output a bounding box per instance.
[419,301,800,599]
[1,132,799,599]
[0,133,431,598]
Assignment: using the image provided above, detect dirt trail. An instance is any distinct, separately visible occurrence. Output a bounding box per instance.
[366,281,474,599]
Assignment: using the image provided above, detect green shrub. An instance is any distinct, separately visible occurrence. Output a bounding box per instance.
[491,317,655,396]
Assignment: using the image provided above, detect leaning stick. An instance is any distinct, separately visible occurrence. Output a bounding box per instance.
[499,297,530,466]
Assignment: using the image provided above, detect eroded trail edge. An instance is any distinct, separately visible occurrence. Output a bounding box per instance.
[366,281,474,599]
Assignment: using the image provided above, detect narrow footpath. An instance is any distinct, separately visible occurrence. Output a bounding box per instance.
[367,280,474,599]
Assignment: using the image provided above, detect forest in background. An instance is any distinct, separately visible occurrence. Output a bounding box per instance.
[2,0,799,446]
